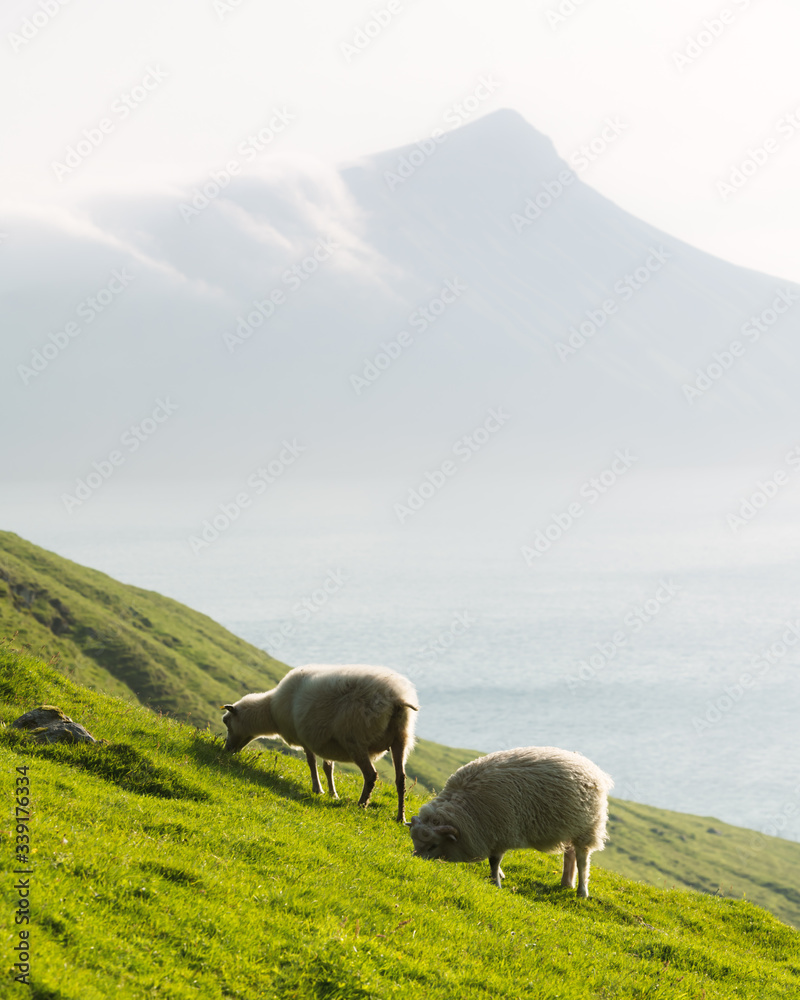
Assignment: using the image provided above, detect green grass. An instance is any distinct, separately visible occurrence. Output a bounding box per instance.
[1,643,799,999]
[599,800,800,931]
[0,530,287,725]
[0,530,480,794]
[3,529,800,933]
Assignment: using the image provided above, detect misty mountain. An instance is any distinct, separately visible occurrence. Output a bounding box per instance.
[3,109,796,495]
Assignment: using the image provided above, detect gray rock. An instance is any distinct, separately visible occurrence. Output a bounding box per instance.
[12,705,97,744]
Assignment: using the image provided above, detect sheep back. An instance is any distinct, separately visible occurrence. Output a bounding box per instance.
[271,664,418,762]
[414,746,613,863]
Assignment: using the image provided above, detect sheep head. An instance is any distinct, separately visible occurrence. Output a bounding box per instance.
[408,815,460,860]
[221,702,249,753]
[221,692,276,753]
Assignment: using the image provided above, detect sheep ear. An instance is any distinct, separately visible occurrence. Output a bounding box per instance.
[222,704,237,714]
[434,824,459,841]
[409,816,419,827]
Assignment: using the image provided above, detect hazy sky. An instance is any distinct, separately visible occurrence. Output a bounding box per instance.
[3,0,800,280]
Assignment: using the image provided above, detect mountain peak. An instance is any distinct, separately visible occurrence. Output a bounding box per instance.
[348,108,568,199]
[458,107,552,140]
[443,107,562,165]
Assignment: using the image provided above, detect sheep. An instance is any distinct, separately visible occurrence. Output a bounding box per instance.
[408,746,613,897]
[222,664,418,822]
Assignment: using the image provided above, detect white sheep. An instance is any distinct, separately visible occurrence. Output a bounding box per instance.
[408,746,613,897]
[222,664,418,822]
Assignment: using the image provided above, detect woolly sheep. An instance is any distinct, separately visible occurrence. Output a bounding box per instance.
[408,746,613,897]
[222,664,418,822]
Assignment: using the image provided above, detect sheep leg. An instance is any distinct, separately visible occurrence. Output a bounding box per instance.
[322,760,338,798]
[575,846,591,898]
[561,845,577,888]
[390,738,407,823]
[304,748,324,795]
[489,854,505,888]
[352,753,378,808]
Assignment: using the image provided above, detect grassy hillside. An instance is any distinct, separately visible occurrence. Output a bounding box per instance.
[0,530,480,792]
[3,529,800,931]
[1,644,799,999]
[0,530,287,724]
[601,800,800,931]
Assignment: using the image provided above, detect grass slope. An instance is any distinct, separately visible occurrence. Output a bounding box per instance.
[0,530,286,725]
[0,530,480,795]
[1,644,799,999]
[3,529,800,930]
[600,800,800,932]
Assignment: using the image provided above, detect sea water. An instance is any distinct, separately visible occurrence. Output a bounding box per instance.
[4,473,799,842]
